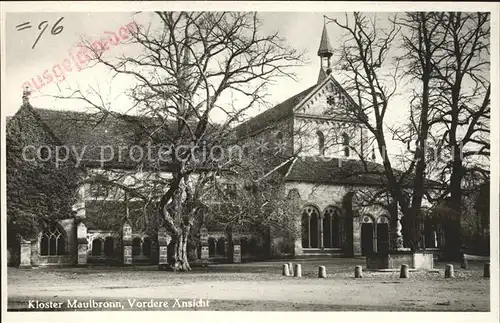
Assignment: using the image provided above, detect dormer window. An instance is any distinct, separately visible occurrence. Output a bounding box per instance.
[317,131,325,155]
[342,133,350,157]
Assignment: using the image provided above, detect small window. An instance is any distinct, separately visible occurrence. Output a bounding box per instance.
[342,133,350,157]
[90,183,109,197]
[243,146,249,157]
[275,132,284,152]
[317,131,325,155]
[276,132,283,143]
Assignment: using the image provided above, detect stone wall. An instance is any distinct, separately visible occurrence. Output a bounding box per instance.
[283,182,390,257]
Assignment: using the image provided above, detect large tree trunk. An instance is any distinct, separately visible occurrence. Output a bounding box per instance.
[171,224,192,271]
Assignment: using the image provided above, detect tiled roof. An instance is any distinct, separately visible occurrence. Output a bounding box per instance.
[284,156,442,188]
[28,107,215,170]
[233,84,317,138]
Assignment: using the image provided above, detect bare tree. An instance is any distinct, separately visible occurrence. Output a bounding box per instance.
[327,12,431,249]
[53,12,304,270]
[328,12,490,256]
[426,12,490,258]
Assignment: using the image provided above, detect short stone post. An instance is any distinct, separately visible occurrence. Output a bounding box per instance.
[157,227,171,268]
[232,238,241,263]
[354,265,363,278]
[19,238,32,269]
[122,222,132,265]
[282,263,290,276]
[199,227,209,262]
[288,262,294,276]
[294,264,302,277]
[461,256,468,270]
[76,222,88,265]
[318,266,327,278]
[400,264,409,278]
[484,262,490,278]
[445,264,455,278]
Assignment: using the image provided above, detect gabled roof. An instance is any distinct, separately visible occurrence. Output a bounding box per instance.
[233,84,317,138]
[15,106,218,170]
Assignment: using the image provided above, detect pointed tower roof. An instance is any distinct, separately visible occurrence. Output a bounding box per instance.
[317,24,334,57]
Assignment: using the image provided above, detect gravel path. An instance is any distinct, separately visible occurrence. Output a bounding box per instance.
[7,258,490,311]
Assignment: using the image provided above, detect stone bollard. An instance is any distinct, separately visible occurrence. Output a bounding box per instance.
[484,262,490,278]
[294,264,302,277]
[461,257,468,270]
[282,263,290,276]
[445,264,455,278]
[400,264,409,278]
[354,265,363,278]
[318,266,327,278]
[288,262,294,276]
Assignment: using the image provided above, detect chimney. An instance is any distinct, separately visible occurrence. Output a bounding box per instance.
[22,86,31,106]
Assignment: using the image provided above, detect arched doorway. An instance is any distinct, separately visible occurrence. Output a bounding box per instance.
[208,237,216,257]
[142,237,151,256]
[323,207,343,248]
[361,215,374,256]
[216,237,225,256]
[92,239,102,256]
[132,237,141,256]
[104,237,114,256]
[376,216,390,255]
[301,206,320,248]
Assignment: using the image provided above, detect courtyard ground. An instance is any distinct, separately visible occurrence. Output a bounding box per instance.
[7,257,490,311]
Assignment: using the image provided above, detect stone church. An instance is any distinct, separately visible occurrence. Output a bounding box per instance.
[7,24,455,268]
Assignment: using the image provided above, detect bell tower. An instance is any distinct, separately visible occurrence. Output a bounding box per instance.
[317,24,334,83]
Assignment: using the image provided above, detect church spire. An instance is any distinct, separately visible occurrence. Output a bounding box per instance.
[317,24,334,83]
[317,24,334,57]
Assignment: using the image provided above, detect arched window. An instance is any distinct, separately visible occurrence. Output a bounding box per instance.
[301,206,320,248]
[323,207,344,248]
[249,237,258,256]
[243,146,249,157]
[316,131,325,155]
[216,237,225,256]
[132,237,142,256]
[240,237,249,256]
[342,133,350,157]
[208,237,216,257]
[40,226,65,256]
[142,237,151,256]
[104,237,114,256]
[92,239,102,256]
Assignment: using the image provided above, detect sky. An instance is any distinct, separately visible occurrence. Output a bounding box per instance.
[4,11,359,117]
[3,11,408,156]
[1,8,495,163]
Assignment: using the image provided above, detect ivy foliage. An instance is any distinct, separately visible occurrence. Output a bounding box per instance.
[6,105,82,245]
